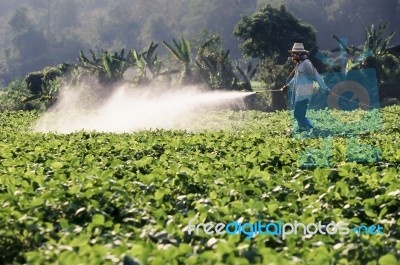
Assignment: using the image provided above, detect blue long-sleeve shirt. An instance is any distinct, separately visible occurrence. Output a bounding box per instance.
[287,59,328,104]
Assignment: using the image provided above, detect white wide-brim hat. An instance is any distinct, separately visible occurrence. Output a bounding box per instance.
[289,43,308,54]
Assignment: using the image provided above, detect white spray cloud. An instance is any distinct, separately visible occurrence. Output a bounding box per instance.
[33,83,254,133]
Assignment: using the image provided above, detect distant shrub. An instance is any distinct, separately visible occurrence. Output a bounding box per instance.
[0,79,43,111]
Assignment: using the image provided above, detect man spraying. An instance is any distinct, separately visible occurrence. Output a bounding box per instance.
[283,43,330,133]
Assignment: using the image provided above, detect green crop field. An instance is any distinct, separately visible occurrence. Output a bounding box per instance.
[0,107,399,265]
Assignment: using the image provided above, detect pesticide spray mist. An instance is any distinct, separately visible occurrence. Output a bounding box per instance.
[33,83,255,133]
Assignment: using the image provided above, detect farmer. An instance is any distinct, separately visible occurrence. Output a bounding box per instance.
[284,43,329,132]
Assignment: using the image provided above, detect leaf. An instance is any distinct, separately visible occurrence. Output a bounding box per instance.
[162,40,182,61]
[155,190,165,201]
[51,162,63,169]
[378,254,397,265]
[364,208,377,218]
[92,214,105,226]
[336,181,349,197]
[31,198,44,207]
[23,94,42,103]
[59,218,69,229]
[59,250,79,265]
[209,191,218,200]
[69,235,90,248]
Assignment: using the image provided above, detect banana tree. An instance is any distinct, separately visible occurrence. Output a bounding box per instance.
[142,42,161,77]
[76,49,104,77]
[195,49,238,90]
[129,43,179,85]
[76,48,131,84]
[346,23,396,80]
[141,42,179,80]
[235,62,258,91]
[332,22,399,101]
[102,49,128,81]
[363,23,395,58]
[194,35,239,90]
[162,36,194,85]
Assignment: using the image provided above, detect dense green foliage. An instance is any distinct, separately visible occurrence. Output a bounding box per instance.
[258,0,400,49]
[258,54,292,110]
[345,23,400,101]
[6,34,259,110]
[234,4,317,63]
[194,33,256,91]
[0,79,43,111]
[163,37,194,85]
[0,107,399,264]
[0,3,399,262]
[0,0,399,87]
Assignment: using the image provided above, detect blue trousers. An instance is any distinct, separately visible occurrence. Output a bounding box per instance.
[294,99,314,130]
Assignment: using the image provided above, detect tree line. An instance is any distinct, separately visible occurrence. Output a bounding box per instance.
[0,0,399,87]
[0,1,399,112]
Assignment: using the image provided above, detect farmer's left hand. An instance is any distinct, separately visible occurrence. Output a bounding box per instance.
[321,87,330,95]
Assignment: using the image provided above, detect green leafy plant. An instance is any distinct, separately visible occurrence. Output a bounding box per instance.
[194,33,254,91]
[332,22,400,102]
[76,48,132,84]
[259,54,292,110]
[235,62,258,91]
[101,50,127,80]
[24,64,71,96]
[162,36,194,85]
[362,23,395,58]
[23,77,62,108]
[0,79,41,111]
[234,4,317,63]
[132,42,179,85]
[195,48,237,89]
